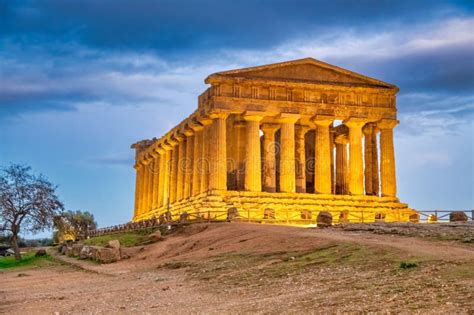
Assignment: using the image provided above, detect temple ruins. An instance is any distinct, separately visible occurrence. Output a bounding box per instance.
[131,58,415,224]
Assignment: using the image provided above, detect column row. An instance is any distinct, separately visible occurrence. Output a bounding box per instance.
[243,116,398,197]
[133,113,399,216]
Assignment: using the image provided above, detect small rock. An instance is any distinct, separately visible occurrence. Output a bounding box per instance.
[450,211,468,222]
[317,211,333,228]
[148,230,162,243]
[35,249,47,257]
[79,246,89,259]
[96,247,120,264]
[107,240,121,250]
[72,244,84,257]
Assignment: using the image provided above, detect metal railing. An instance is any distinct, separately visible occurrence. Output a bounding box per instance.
[416,210,473,223]
[88,209,473,238]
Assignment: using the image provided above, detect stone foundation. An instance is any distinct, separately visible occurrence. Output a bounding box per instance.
[133,190,416,224]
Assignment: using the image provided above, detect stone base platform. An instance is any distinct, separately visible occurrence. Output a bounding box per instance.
[133,190,417,224]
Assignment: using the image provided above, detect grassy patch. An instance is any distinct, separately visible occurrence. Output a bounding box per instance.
[82,228,162,247]
[0,251,54,269]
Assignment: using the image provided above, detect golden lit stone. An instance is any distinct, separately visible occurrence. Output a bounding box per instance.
[131,58,416,223]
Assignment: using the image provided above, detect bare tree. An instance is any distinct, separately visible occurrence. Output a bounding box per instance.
[0,164,64,261]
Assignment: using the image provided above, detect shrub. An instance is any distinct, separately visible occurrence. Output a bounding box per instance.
[400,261,418,269]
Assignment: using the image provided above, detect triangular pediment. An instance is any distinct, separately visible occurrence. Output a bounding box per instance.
[206,58,396,89]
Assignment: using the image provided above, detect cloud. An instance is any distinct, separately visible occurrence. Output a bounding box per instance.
[2,0,471,51]
[86,156,134,167]
[1,5,473,142]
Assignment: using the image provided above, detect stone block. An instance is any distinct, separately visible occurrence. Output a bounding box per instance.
[65,246,74,257]
[409,213,420,223]
[88,246,99,260]
[79,246,90,259]
[107,240,121,250]
[72,244,84,257]
[35,249,47,257]
[96,247,120,264]
[450,211,468,222]
[148,230,162,243]
[317,211,333,228]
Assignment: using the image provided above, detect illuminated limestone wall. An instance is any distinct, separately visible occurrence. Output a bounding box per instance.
[131,58,415,223]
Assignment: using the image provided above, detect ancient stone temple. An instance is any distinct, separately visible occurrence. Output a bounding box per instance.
[131,58,415,224]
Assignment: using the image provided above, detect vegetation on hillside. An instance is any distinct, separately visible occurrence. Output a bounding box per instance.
[53,210,97,242]
[0,251,54,269]
[82,230,153,247]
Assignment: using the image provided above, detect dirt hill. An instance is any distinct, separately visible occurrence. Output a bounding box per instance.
[2,222,474,314]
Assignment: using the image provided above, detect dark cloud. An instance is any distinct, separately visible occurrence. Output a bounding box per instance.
[1,0,472,52]
[0,0,472,120]
[327,42,474,107]
[362,45,473,94]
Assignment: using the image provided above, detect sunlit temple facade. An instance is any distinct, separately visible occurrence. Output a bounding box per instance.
[131,58,415,223]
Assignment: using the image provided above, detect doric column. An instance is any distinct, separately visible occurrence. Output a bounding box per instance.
[162,144,172,207]
[138,159,147,214]
[134,163,143,217]
[190,122,204,196]
[363,123,380,196]
[151,153,160,209]
[334,135,349,195]
[168,137,179,204]
[330,128,335,194]
[183,127,194,198]
[261,123,279,192]
[143,158,151,213]
[198,117,213,193]
[140,157,150,212]
[176,137,186,201]
[278,114,300,193]
[148,157,155,210]
[243,112,263,192]
[313,115,334,194]
[295,125,310,193]
[209,113,228,191]
[344,118,366,195]
[154,146,165,207]
[234,121,247,190]
[378,119,398,197]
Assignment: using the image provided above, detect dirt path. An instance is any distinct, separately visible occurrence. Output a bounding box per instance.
[1,223,473,314]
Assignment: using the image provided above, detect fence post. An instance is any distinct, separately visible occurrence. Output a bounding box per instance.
[286,208,289,224]
[248,209,250,222]
[471,209,474,221]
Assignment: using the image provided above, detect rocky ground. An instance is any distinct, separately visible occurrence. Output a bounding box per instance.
[335,221,474,244]
[1,222,473,314]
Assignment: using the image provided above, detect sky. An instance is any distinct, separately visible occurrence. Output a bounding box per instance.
[0,0,473,236]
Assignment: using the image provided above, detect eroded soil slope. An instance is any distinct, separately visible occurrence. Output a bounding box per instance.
[1,223,473,314]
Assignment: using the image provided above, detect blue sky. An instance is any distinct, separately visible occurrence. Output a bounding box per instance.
[0,0,473,234]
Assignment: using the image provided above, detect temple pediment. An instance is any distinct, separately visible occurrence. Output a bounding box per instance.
[206,58,397,90]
